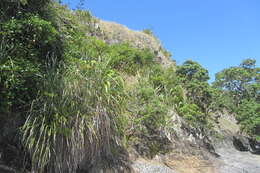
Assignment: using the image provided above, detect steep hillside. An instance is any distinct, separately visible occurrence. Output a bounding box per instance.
[0,1,259,173]
[97,20,173,67]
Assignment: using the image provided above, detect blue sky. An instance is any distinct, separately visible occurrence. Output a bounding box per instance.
[62,0,260,81]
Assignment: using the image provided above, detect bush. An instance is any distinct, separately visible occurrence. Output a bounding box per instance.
[107,43,154,75]
[142,29,153,36]
[236,99,260,138]
[0,57,41,113]
[0,15,62,63]
[0,0,52,20]
[178,103,206,127]
[136,85,168,131]
[0,14,63,114]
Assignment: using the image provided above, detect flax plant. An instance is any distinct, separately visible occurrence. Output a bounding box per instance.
[22,57,126,173]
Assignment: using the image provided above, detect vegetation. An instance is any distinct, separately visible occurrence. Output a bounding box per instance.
[0,0,259,172]
[213,59,260,138]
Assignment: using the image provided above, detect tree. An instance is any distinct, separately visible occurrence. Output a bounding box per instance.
[176,60,209,83]
[236,100,260,138]
[213,58,260,138]
[213,58,259,104]
[176,60,213,114]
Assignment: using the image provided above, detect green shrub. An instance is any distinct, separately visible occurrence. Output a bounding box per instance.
[0,14,62,114]
[107,43,154,75]
[0,0,52,21]
[0,58,41,113]
[142,29,153,36]
[126,76,171,138]
[0,15,62,63]
[137,86,168,130]
[236,99,260,138]
[178,103,206,127]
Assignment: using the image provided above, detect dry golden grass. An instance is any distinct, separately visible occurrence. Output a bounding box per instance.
[98,20,160,50]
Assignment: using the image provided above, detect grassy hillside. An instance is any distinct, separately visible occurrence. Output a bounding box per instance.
[0,1,259,172]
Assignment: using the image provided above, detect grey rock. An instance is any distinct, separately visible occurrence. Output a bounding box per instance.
[215,147,260,173]
[132,160,177,173]
[0,165,16,173]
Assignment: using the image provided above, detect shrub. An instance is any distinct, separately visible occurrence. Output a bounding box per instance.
[0,14,63,114]
[0,15,62,63]
[0,58,41,113]
[178,103,206,127]
[0,0,52,20]
[142,29,153,36]
[107,43,154,75]
[236,99,260,138]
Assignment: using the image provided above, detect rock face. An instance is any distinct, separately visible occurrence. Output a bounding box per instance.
[232,135,260,154]
[233,135,251,151]
[211,112,260,173]
[129,111,260,173]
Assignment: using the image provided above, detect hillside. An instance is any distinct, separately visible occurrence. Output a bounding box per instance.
[0,1,259,173]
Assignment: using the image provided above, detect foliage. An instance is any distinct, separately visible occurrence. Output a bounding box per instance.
[124,75,173,157]
[134,81,169,132]
[148,64,178,93]
[142,29,153,36]
[22,57,126,172]
[178,103,206,127]
[213,58,259,104]
[107,43,154,75]
[1,0,259,170]
[0,13,62,114]
[236,99,260,138]
[0,56,41,113]
[213,58,260,137]
[0,0,52,21]
[176,60,212,127]
[176,60,209,82]
[0,15,62,62]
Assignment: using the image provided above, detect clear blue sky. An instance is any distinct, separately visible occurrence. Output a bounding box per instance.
[62,0,260,81]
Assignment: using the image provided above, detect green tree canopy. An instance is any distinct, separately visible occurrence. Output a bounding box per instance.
[176,60,209,82]
[213,58,259,104]
[213,58,260,138]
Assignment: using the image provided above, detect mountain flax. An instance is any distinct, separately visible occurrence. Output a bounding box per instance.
[22,58,126,173]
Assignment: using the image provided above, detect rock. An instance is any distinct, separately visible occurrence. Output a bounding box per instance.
[132,159,177,173]
[232,135,260,153]
[215,147,260,173]
[0,165,16,173]
[233,135,250,151]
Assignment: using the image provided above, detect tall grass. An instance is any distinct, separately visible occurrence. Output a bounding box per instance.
[22,57,126,173]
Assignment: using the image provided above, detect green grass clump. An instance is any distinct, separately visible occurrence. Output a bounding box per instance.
[22,57,126,172]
